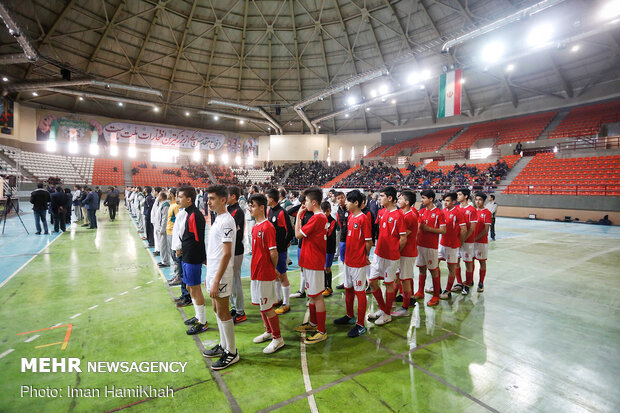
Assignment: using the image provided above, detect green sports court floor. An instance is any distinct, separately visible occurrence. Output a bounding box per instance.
[0,208,618,412]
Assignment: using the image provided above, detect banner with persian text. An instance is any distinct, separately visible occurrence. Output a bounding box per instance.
[103,122,226,150]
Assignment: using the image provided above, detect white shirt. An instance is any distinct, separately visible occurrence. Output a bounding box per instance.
[487,201,497,215]
[206,212,236,278]
[171,208,187,251]
[151,198,161,230]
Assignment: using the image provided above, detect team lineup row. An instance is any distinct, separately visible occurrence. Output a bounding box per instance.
[124,183,492,371]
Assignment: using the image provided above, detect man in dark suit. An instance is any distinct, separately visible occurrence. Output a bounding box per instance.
[104,186,120,220]
[143,186,155,247]
[84,187,99,229]
[30,182,50,235]
[50,185,67,232]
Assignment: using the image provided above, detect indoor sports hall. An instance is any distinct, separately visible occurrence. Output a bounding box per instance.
[0,1,619,412]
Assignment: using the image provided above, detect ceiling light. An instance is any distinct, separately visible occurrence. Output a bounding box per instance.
[118,102,123,106]
[317,125,321,129]
[347,96,356,105]
[239,120,245,125]
[214,115,219,121]
[407,73,420,85]
[391,99,397,104]
[345,113,349,118]
[527,24,554,46]
[460,78,466,84]
[153,106,159,112]
[2,76,8,82]
[379,84,389,95]
[366,107,371,111]
[78,96,84,101]
[481,42,505,63]
[185,111,190,116]
[421,69,431,80]
[600,0,620,20]
[570,44,580,52]
[506,64,515,72]
[370,89,377,98]
[32,92,38,96]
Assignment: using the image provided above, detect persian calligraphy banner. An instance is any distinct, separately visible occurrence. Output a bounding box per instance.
[103,122,226,150]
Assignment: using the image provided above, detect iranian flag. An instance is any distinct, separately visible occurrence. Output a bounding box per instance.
[438,69,462,118]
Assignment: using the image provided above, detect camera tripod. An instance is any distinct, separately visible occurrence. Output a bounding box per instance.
[1,194,29,235]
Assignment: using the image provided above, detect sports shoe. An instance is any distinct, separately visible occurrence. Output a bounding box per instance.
[322,287,333,297]
[335,283,345,290]
[263,337,285,354]
[184,316,198,325]
[290,291,306,298]
[168,276,182,286]
[186,323,208,335]
[367,309,384,321]
[304,331,327,344]
[391,307,409,317]
[295,322,317,333]
[233,313,247,324]
[462,285,470,295]
[374,313,392,325]
[333,315,355,325]
[157,263,170,268]
[275,305,290,315]
[176,299,192,307]
[35,232,41,235]
[274,300,283,308]
[451,283,463,292]
[395,294,403,303]
[211,350,239,370]
[425,287,434,294]
[439,290,452,300]
[413,291,425,300]
[153,251,160,256]
[347,324,367,337]
[427,296,440,307]
[230,309,237,317]
[477,283,484,293]
[253,331,272,344]
[287,259,293,265]
[202,344,225,358]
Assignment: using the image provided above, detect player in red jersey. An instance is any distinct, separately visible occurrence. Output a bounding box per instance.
[454,188,478,295]
[367,186,407,326]
[391,190,418,316]
[473,192,492,292]
[248,194,285,354]
[333,190,372,337]
[438,192,466,300]
[294,187,329,344]
[414,189,446,307]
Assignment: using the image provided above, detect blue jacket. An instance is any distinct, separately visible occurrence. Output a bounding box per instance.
[50,191,66,213]
[84,192,99,210]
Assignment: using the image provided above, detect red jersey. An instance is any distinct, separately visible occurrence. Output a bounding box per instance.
[400,209,419,258]
[299,212,328,270]
[251,220,277,281]
[474,208,492,244]
[440,207,466,249]
[345,212,372,268]
[375,208,406,260]
[459,204,478,244]
[417,207,446,249]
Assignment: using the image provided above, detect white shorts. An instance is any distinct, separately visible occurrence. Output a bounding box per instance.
[474,243,488,261]
[303,269,325,297]
[416,246,439,270]
[399,257,416,280]
[250,279,278,311]
[438,245,459,264]
[459,243,475,263]
[344,265,368,292]
[205,270,233,298]
[369,256,399,283]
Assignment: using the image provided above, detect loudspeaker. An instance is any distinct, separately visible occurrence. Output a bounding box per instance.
[61,68,71,81]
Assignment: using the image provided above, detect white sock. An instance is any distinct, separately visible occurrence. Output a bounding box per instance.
[197,304,206,325]
[216,315,226,348]
[275,281,282,301]
[222,319,236,354]
[191,298,198,319]
[283,285,290,306]
[299,271,306,292]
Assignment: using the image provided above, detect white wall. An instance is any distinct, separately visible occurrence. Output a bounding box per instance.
[328,132,381,162]
[268,134,328,161]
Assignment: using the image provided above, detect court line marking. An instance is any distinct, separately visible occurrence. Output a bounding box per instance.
[131,212,242,413]
[88,305,98,310]
[24,334,40,343]
[133,285,142,290]
[0,349,14,359]
[0,231,64,289]
[105,297,115,303]
[257,333,454,413]
[120,291,128,295]
[299,308,318,413]
[69,313,81,319]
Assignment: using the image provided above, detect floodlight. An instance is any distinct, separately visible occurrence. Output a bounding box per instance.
[481,42,505,63]
[527,24,554,46]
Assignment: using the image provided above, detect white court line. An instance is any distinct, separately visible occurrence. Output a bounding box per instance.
[105,297,115,303]
[300,309,319,413]
[24,335,40,343]
[0,232,64,289]
[0,349,14,359]
[70,313,81,319]
[146,280,153,284]
[133,286,142,290]
[88,305,98,310]
[52,322,63,327]
[120,291,128,295]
